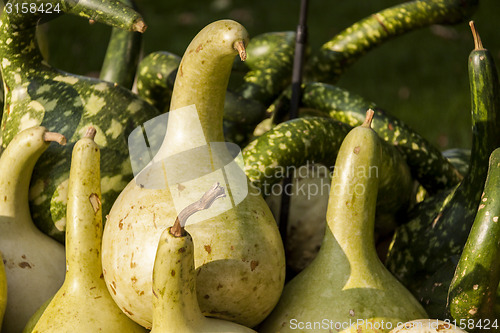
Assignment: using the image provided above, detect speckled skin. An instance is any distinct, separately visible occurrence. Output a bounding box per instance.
[0,0,160,242]
[150,228,257,333]
[0,127,66,333]
[308,0,478,83]
[270,82,463,194]
[386,25,500,299]
[258,117,427,333]
[100,0,142,90]
[448,147,500,324]
[32,132,146,333]
[102,20,286,329]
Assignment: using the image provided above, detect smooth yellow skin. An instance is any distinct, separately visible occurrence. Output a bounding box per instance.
[102,20,285,329]
[31,134,146,333]
[0,127,66,333]
[259,120,428,333]
[150,228,256,333]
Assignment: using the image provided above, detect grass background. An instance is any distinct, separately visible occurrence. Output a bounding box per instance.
[44,0,500,150]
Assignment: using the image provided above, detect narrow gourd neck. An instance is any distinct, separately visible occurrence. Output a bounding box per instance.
[65,132,104,288]
[152,228,204,331]
[164,20,249,155]
[0,127,64,221]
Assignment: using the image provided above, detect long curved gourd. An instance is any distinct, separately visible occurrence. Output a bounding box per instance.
[386,21,500,299]
[448,147,500,326]
[0,127,66,333]
[102,20,285,329]
[31,128,146,332]
[307,0,478,83]
[0,0,160,243]
[269,82,463,194]
[100,0,143,89]
[259,111,427,333]
[150,185,255,333]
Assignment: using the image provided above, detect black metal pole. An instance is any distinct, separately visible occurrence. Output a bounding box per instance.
[279,0,309,281]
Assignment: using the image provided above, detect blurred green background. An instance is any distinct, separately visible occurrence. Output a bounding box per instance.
[43,0,500,150]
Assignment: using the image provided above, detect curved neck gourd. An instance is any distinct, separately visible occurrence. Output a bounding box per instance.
[161,20,248,155]
[0,127,65,221]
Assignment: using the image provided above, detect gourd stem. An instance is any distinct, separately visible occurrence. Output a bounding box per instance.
[233,40,247,61]
[362,109,375,128]
[469,21,484,51]
[84,126,97,140]
[133,19,147,33]
[171,183,226,237]
[42,132,67,145]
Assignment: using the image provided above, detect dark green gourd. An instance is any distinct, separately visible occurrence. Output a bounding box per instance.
[0,0,160,242]
[307,0,478,83]
[385,21,500,301]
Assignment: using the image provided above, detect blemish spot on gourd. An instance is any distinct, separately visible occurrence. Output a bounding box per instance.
[178,247,186,253]
[353,146,360,154]
[217,283,223,290]
[123,308,134,316]
[18,262,32,269]
[493,216,498,223]
[109,281,117,295]
[171,270,176,277]
[204,245,212,254]
[131,276,137,284]
[204,294,210,299]
[196,44,203,52]
[250,260,259,271]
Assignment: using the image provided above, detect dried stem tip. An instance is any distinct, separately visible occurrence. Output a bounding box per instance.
[84,126,97,140]
[362,109,375,128]
[43,132,67,146]
[469,21,484,51]
[133,19,147,33]
[234,40,247,61]
[170,183,226,237]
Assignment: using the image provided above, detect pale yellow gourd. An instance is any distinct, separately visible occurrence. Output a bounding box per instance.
[150,184,256,333]
[31,128,146,333]
[0,127,66,333]
[259,111,428,333]
[102,20,285,329]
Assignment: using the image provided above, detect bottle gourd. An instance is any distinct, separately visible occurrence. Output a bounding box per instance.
[102,20,286,329]
[0,127,66,333]
[259,111,427,333]
[31,128,146,332]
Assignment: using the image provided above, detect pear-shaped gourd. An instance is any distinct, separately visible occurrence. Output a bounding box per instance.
[0,252,7,329]
[31,128,146,333]
[150,183,255,333]
[102,20,285,329]
[259,110,427,333]
[0,0,159,243]
[0,127,66,333]
[389,320,467,333]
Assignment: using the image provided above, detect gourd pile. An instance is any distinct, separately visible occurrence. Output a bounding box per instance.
[0,0,498,332]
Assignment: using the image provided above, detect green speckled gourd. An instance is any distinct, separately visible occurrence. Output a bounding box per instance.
[101,20,285,329]
[31,128,147,333]
[258,111,427,333]
[242,116,413,235]
[386,21,500,298]
[100,0,142,89]
[150,229,256,333]
[448,147,500,327]
[269,82,463,194]
[307,0,478,83]
[0,127,66,333]
[0,0,160,243]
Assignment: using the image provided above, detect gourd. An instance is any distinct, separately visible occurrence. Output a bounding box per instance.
[389,320,466,333]
[0,0,160,243]
[150,183,255,333]
[0,127,66,333]
[102,20,285,329]
[448,147,500,326]
[31,128,146,333]
[307,0,478,83]
[100,0,143,89]
[386,21,500,298]
[0,253,6,329]
[258,111,427,333]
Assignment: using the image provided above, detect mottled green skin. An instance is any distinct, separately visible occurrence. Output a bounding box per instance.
[386,35,500,299]
[100,0,142,90]
[270,82,462,194]
[136,51,181,111]
[259,117,427,333]
[443,148,471,177]
[448,148,500,326]
[308,0,478,83]
[0,0,160,242]
[242,116,413,222]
